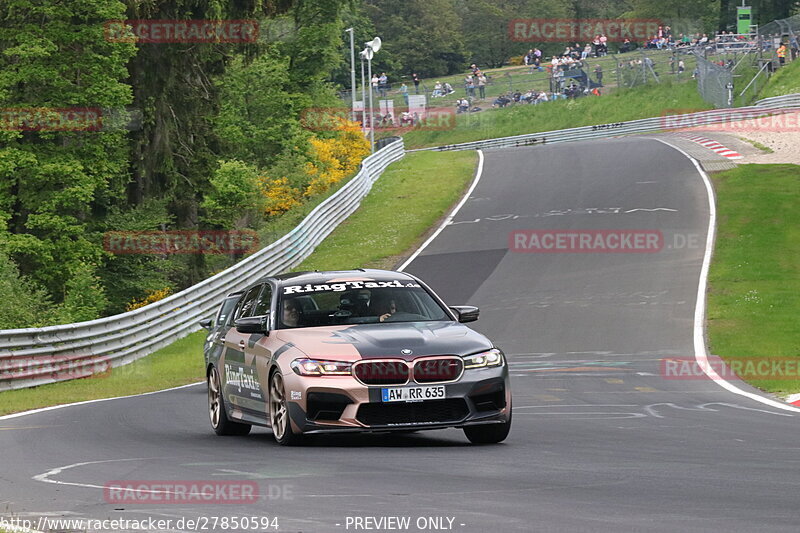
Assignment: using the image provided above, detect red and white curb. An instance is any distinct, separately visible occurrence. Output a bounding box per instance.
[680,134,743,159]
[787,393,800,407]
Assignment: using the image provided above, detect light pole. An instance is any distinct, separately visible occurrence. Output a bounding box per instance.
[363,37,381,153]
[359,50,367,136]
[345,28,356,121]
[364,46,374,152]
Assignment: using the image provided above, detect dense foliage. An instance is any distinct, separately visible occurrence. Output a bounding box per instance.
[0,0,361,327]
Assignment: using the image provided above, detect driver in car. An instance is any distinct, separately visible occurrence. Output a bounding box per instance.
[378,299,397,322]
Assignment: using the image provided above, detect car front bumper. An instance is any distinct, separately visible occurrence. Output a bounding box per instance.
[283,364,511,434]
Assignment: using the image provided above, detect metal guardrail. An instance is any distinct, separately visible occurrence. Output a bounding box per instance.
[0,140,405,391]
[408,93,800,153]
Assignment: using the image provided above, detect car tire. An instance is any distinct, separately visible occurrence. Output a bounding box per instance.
[208,366,251,436]
[463,412,511,444]
[269,370,304,446]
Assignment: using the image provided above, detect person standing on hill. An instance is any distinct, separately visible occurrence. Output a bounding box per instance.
[776,43,787,66]
[594,64,603,86]
[477,72,487,99]
[412,73,421,94]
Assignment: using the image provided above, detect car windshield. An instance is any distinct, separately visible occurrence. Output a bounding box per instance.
[277,280,449,328]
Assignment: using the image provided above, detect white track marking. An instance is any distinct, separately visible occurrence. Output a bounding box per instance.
[655,138,800,413]
[33,457,229,497]
[0,381,203,421]
[397,150,485,271]
[34,458,149,491]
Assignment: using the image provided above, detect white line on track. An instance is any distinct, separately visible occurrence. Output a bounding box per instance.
[655,138,800,414]
[397,150,485,271]
[0,381,203,421]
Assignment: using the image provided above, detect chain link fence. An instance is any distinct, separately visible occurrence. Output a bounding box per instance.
[693,53,735,108]
[690,14,800,108]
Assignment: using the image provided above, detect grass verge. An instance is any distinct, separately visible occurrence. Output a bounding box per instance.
[402,79,710,148]
[759,58,800,99]
[707,164,800,396]
[0,151,477,416]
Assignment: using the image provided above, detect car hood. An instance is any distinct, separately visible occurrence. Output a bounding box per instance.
[274,321,493,361]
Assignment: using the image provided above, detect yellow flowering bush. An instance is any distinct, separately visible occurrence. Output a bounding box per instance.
[303,117,370,197]
[126,287,173,312]
[261,176,302,217]
[257,116,370,217]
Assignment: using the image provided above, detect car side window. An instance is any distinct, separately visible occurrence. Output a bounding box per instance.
[252,284,273,317]
[216,296,240,327]
[234,286,262,320]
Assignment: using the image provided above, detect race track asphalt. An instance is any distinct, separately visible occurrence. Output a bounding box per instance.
[1,137,798,533]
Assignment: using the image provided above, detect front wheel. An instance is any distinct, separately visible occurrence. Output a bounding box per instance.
[463,412,511,444]
[208,366,251,436]
[269,371,304,446]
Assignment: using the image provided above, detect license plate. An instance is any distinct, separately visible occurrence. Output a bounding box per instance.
[381,385,446,402]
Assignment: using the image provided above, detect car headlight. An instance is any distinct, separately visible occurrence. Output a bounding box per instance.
[291,358,352,376]
[463,349,504,369]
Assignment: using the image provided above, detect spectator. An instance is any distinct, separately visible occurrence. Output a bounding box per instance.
[582,43,592,59]
[678,59,685,75]
[493,94,511,107]
[594,64,603,85]
[456,98,469,113]
[378,72,388,97]
[444,82,455,95]
[412,73,421,94]
[371,74,379,95]
[399,83,409,105]
[791,36,799,60]
[477,73,487,99]
[432,81,443,97]
[777,42,787,66]
[464,74,475,98]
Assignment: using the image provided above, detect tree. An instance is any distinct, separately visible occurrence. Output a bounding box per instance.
[365,0,468,77]
[0,0,135,307]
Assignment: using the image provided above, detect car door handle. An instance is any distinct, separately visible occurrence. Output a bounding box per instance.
[238,340,246,349]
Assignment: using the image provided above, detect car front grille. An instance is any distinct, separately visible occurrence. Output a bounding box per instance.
[413,357,463,383]
[353,360,409,385]
[356,398,469,426]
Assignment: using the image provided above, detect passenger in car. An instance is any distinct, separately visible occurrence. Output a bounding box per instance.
[282,299,301,328]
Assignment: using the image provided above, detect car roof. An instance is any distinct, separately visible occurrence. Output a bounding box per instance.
[271,269,417,287]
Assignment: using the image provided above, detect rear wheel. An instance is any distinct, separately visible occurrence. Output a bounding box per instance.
[463,412,511,444]
[269,371,304,446]
[208,366,251,436]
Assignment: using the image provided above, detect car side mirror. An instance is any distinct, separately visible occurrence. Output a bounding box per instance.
[450,305,479,323]
[198,318,212,330]
[235,314,270,334]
